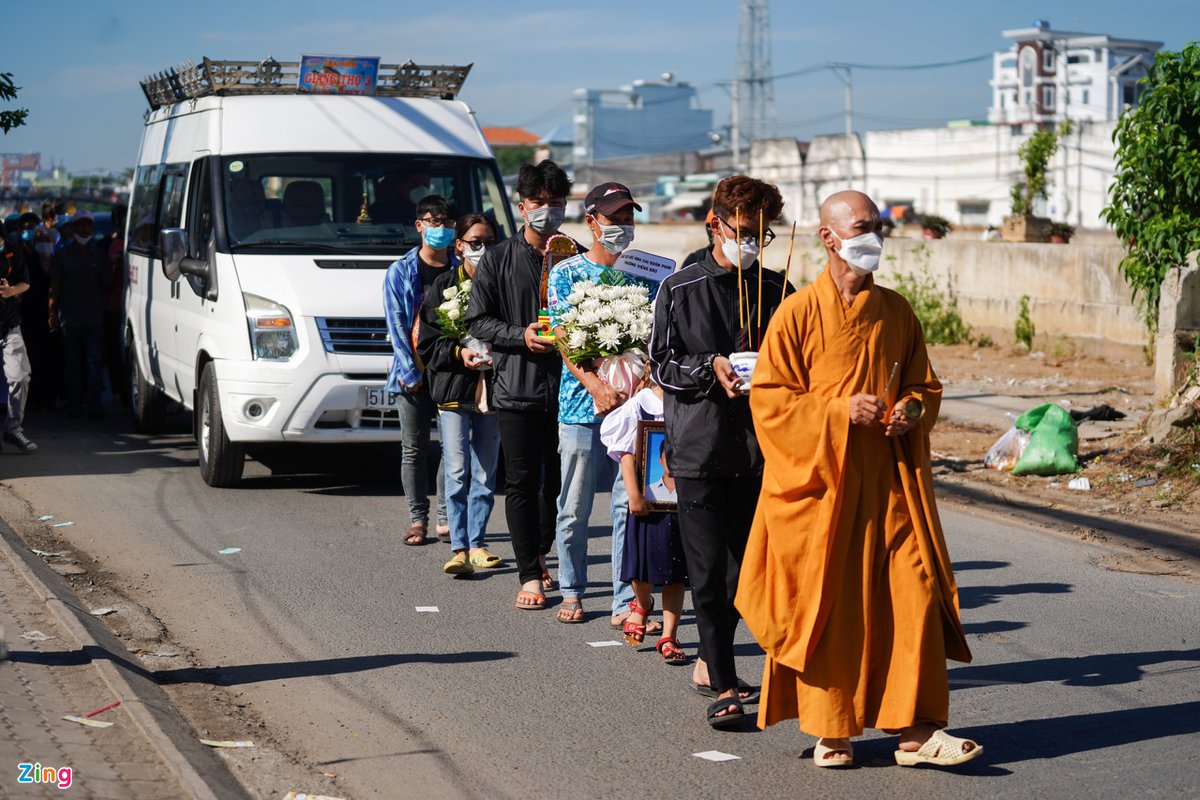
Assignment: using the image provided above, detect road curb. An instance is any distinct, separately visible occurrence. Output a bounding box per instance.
[0,518,247,800]
[936,475,1200,562]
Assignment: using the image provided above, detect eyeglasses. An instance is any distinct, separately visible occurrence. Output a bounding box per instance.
[419,216,456,227]
[461,238,495,246]
[717,215,776,247]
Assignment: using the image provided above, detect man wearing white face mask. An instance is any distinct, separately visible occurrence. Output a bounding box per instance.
[546,181,660,624]
[466,160,583,612]
[649,175,788,728]
[738,190,981,769]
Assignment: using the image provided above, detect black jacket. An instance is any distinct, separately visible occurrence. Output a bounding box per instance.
[649,251,786,479]
[464,227,582,412]
[418,265,492,409]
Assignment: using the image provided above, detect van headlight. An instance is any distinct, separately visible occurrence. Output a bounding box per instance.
[243,293,298,361]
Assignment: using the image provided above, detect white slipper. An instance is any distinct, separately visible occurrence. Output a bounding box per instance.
[894,729,983,767]
[813,738,854,768]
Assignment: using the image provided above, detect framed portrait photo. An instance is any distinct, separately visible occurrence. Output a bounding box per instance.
[636,420,678,512]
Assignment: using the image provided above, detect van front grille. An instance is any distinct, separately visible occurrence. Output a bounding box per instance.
[316,317,391,355]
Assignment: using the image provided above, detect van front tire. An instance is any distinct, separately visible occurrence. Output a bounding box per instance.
[198,362,245,487]
[129,349,166,435]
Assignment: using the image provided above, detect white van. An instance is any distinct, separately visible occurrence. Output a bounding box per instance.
[125,57,514,486]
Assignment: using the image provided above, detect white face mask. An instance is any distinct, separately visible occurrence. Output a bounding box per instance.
[832,230,884,275]
[719,228,760,269]
[462,243,487,265]
[593,222,635,254]
[75,234,92,246]
[523,204,565,235]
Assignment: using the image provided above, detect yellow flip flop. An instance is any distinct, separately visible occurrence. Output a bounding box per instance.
[468,548,503,569]
[443,552,474,575]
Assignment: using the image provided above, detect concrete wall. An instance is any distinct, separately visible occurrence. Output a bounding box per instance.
[564,223,1145,348]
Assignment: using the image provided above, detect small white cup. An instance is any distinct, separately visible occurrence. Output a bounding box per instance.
[728,351,758,394]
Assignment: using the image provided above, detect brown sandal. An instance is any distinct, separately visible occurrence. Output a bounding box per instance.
[403,524,429,546]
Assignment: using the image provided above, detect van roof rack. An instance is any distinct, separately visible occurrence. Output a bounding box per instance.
[140,57,472,111]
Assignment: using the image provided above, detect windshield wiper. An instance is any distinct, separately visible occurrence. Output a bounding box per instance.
[233,240,356,254]
[350,238,420,246]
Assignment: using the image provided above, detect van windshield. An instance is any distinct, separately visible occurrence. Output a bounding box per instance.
[220,153,513,255]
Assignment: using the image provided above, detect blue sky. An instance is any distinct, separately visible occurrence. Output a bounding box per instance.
[2,0,1195,173]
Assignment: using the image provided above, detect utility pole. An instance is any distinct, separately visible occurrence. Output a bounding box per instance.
[736,0,776,169]
[830,65,854,188]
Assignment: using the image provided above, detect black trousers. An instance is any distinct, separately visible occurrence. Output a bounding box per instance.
[496,409,561,586]
[675,474,762,692]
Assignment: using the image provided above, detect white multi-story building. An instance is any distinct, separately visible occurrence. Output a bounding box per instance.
[988,19,1161,124]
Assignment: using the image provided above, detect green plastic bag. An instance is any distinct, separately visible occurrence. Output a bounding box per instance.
[1011,403,1079,476]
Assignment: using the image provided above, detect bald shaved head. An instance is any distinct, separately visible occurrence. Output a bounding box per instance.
[819,190,879,229]
[818,189,884,282]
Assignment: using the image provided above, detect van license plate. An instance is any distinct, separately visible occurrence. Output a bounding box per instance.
[364,387,401,410]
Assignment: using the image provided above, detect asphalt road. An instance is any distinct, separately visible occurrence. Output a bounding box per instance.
[3,409,1199,800]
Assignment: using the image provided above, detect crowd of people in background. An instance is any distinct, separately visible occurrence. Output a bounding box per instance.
[0,199,129,453]
[382,160,984,768]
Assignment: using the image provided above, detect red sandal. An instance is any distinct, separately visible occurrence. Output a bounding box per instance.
[623,602,651,646]
[655,636,689,665]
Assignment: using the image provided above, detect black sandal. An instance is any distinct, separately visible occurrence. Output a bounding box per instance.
[706,696,745,729]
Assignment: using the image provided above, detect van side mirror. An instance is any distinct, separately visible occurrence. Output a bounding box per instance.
[159,228,186,281]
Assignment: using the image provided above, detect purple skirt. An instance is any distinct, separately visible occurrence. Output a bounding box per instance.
[620,511,688,586]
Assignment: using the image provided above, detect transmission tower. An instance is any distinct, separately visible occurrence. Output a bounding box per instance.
[737,0,776,149]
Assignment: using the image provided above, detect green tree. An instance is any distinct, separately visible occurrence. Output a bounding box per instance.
[1010,121,1073,215]
[1103,42,1200,335]
[0,72,29,133]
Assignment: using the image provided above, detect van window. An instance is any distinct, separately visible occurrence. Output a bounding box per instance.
[220,153,513,255]
[127,164,163,254]
[159,170,187,233]
[188,159,215,258]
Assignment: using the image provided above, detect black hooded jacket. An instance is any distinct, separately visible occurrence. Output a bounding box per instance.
[649,250,787,479]
[418,264,492,408]
[464,227,582,412]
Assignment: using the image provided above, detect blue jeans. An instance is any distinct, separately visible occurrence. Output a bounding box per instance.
[397,388,446,528]
[555,423,606,601]
[437,408,500,551]
[609,472,635,616]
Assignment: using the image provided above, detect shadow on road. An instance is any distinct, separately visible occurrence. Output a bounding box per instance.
[953,560,1011,572]
[10,646,517,687]
[950,647,1200,688]
[959,700,1200,765]
[958,581,1072,610]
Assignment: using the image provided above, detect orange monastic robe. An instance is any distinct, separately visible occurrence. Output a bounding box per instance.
[735,267,971,739]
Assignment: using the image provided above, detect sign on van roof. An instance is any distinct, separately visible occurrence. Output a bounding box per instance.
[298,55,380,96]
[140,56,472,111]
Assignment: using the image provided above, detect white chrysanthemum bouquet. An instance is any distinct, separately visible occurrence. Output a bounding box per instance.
[558,269,653,406]
[435,278,472,341]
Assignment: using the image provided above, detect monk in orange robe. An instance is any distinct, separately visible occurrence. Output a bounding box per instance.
[736,190,983,769]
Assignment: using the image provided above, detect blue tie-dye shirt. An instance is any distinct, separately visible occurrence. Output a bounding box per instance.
[547,253,659,425]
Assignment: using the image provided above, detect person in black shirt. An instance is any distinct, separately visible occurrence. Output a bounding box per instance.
[49,211,106,419]
[650,175,787,728]
[465,160,580,610]
[0,232,35,450]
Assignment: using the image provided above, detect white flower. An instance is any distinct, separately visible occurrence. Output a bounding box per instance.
[460,279,472,291]
[444,286,459,301]
[596,323,621,350]
[447,308,461,320]
[568,329,588,350]
[566,291,583,306]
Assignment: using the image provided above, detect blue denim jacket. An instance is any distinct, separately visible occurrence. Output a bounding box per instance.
[383,247,459,393]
